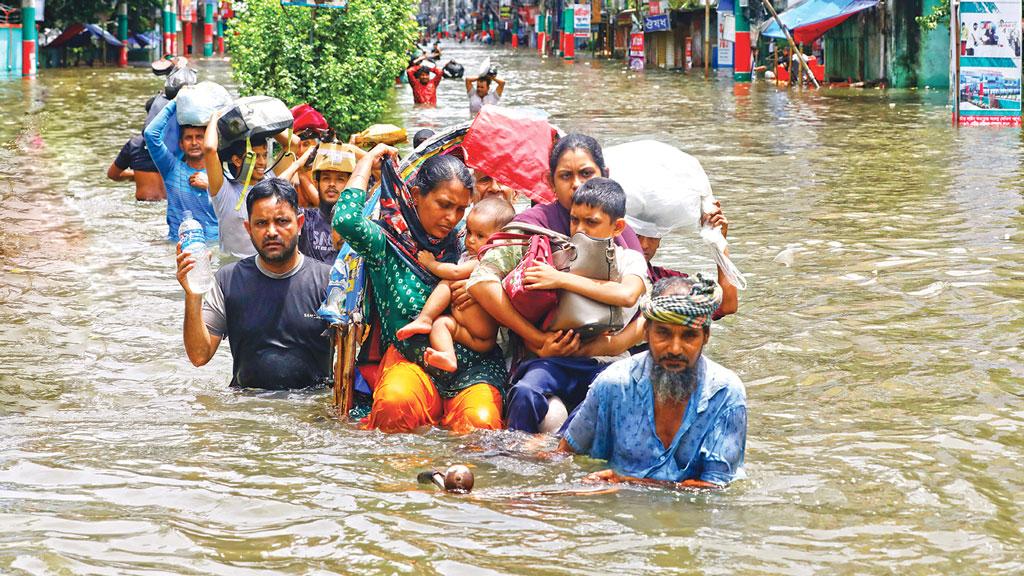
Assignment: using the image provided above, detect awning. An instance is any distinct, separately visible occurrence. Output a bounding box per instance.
[44,23,123,48]
[762,0,878,44]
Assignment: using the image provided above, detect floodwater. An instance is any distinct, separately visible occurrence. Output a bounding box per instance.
[1,43,1022,574]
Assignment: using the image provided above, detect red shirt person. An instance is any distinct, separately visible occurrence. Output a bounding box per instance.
[407,64,443,106]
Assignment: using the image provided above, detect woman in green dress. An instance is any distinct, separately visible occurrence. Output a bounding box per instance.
[332,144,506,433]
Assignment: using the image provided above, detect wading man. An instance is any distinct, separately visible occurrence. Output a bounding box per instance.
[176,178,332,390]
[560,276,747,489]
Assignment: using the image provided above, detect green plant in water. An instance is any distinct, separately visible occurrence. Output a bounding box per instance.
[227,0,418,138]
[916,0,951,31]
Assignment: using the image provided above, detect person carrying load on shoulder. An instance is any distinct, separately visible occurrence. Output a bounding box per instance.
[202,107,297,259]
[331,145,508,434]
[279,141,363,264]
[145,99,216,242]
[559,275,747,490]
[395,195,517,372]
[177,178,333,390]
[465,64,505,117]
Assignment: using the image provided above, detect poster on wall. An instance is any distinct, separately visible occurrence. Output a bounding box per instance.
[718,11,734,68]
[629,31,645,71]
[955,0,1022,126]
[573,4,591,38]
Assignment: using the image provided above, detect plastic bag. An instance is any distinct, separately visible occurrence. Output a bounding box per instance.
[164,66,197,99]
[175,82,232,127]
[604,140,746,290]
[462,106,557,204]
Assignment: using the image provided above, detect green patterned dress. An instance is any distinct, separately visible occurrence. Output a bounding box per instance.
[332,187,507,398]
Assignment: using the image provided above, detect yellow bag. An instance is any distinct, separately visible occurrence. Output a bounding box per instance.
[354,124,407,146]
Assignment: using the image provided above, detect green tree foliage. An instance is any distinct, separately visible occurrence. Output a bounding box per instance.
[227,0,418,137]
[916,0,950,31]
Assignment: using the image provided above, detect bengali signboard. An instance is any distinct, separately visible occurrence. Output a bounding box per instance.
[573,4,591,38]
[644,14,669,33]
[955,0,1022,126]
[629,31,645,70]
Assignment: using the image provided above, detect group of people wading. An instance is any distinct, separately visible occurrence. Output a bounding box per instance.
[122,56,748,490]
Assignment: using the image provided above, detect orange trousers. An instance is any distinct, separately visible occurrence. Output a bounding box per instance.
[366,346,503,434]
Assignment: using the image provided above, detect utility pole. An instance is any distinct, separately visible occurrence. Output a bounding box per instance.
[733,0,750,81]
[117,1,128,67]
[704,0,710,78]
[21,0,36,76]
[204,0,215,56]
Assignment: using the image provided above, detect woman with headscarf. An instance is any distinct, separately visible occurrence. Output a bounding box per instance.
[332,144,506,433]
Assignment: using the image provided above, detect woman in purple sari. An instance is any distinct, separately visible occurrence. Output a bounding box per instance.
[468,134,647,433]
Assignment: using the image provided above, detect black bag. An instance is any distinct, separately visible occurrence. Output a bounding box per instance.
[443,61,465,79]
[216,96,293,150]
[164,66,197,99]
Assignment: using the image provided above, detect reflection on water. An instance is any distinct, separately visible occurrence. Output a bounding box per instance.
[1,47,1023,574]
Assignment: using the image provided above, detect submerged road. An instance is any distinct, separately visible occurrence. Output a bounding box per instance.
[0,44,1022,573]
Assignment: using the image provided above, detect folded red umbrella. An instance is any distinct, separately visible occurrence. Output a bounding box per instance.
[462,106,557,204]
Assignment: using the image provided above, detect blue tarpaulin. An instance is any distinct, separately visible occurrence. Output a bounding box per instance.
[762,0,879,43]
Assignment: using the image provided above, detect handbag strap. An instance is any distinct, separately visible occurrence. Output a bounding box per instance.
[501,222,571,245]
[477,231,533,258]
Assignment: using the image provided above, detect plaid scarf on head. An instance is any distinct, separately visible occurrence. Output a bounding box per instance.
[641,275,723,328]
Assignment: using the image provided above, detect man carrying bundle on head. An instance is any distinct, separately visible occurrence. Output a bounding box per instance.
[145,98,216,242]
[279,141,363,264]
[559,276,747,490]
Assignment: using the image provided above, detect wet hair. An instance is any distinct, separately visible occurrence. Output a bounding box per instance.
[571,177,626,221]
[245,177,299,218]
[413,129,435,149]
[414,154,474,196]
[549,133,607,178]
[470,196,516,231]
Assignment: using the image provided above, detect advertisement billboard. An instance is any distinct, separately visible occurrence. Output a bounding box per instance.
[955,1,1022,126]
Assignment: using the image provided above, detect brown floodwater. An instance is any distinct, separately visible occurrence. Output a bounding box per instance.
[0,44,1022,574]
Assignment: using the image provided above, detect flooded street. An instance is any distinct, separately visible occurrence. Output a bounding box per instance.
[1,44,1023,574]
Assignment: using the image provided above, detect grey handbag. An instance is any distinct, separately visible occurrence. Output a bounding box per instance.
[500,223,626,339]
[546,232,625,340]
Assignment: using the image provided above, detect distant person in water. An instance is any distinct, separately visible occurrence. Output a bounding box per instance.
[407,55,447,106]
[560,275,747,489]
[176,178,332,390]
[108,134,166,201]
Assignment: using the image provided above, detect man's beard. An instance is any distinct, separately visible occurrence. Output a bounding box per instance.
[651,362,699,403]
[256,235,299,263]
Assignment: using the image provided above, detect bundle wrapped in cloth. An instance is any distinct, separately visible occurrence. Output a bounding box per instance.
[604,140,746,290]
[353,124,408,146]
[175,82,232,126]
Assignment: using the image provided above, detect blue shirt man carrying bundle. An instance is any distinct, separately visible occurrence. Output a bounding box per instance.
[560,275,747,489]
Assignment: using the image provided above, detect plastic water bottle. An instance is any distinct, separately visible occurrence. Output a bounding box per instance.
[178,210,213,294]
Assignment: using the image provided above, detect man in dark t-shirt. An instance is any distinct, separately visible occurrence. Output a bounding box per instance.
[176,178,332,390]
[107,134,166,201]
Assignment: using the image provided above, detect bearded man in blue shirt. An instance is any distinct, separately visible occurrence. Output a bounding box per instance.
[560,275,747,489]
